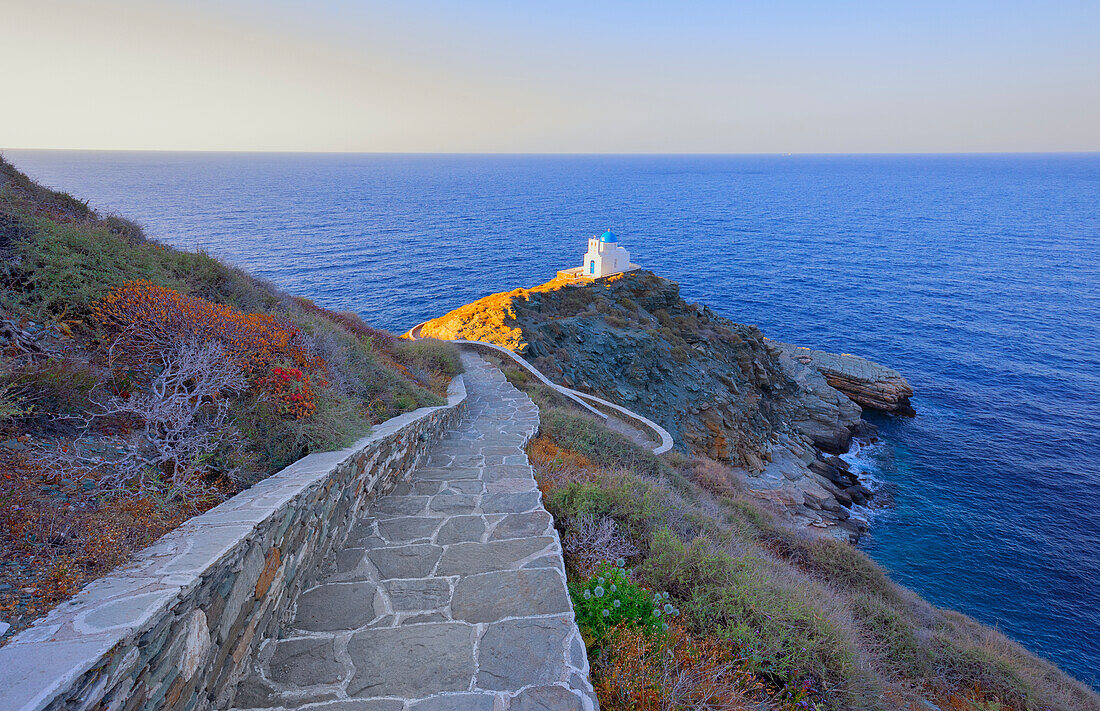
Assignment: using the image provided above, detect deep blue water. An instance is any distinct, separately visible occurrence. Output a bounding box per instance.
[6,150,1099,686]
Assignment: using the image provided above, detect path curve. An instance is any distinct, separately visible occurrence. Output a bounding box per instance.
[230,354,599,711]
[407,321,674,455]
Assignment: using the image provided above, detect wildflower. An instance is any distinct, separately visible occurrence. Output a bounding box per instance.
[583,589,591,599]
[609,584,617,593]
[597,577,605,585]
[593,586,605,598]
[663,603,674,614]
[615,557,625,568]
[653,609,661,617]
[613,599,621,608]
[602,609,610,618]
[662,622,669,631]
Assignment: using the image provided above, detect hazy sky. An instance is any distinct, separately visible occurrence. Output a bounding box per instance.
[3,0,1099,153]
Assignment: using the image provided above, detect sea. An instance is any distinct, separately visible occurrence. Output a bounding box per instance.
[6,150,1099,686]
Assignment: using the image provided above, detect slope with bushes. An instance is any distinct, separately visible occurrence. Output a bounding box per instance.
[478,353,1100,711]
[0,156,461,639]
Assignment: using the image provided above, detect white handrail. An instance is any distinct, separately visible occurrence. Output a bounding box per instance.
[406,321,674,455]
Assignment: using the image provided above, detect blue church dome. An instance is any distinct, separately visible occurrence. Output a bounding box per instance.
[599,229,618,243]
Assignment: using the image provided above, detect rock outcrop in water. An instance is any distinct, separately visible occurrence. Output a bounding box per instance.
[419,270,910,540]
[774,342,915,416]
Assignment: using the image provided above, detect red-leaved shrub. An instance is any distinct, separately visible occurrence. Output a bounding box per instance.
[94,280,326,418]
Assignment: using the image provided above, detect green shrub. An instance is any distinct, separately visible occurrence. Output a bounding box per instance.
[0,383,30,421]
[231,385,371,477]
[849,592,932,677]
[16,218,173,317]
[501,366,529,386]
[392,338,463,377]
[166,249,281,313]
[545,474,667,546]
[570,561,677,647]
[101,215,146,243]
[8,190,287,321]
[521,382,581,412]
[540,406,668,479]
[0,163,94,222]
[638,531,858,697]
[291,312,442,418]
[5,357,99,419]
[728,498,774,530]
[932,626,1032,708]
[759,526,899,603]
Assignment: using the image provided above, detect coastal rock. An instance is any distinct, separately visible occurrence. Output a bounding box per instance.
[774,342,915,416]
[815,475,854,508]
[419,270,890,541]
[809,458,858,487]
[846,483,873,506]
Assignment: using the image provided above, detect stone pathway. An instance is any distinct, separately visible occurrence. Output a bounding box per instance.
[231,354,598,711]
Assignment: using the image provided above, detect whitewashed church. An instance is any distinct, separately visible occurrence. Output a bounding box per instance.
[558,229,640,280]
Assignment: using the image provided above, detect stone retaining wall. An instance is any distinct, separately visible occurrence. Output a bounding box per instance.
[0,376,468,711]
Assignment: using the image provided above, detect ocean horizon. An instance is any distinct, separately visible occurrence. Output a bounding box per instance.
[6,149,1099,686]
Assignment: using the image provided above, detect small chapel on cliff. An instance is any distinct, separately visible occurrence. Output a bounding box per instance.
[558,229,640,280]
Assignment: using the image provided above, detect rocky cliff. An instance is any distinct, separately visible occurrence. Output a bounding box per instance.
[419,271,908,540]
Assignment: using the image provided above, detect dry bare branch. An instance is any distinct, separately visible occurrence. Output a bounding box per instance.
[36,339,247,495]
[563,513,639,573]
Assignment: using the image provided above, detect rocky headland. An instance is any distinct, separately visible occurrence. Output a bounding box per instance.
[419,270,913,541]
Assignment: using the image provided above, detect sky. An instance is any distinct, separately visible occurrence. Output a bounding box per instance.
[2,0,1099,153]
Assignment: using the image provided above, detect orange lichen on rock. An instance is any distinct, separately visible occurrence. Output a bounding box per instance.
[527,434,598,494]
[417,288,527,350]
[416,276,594,352]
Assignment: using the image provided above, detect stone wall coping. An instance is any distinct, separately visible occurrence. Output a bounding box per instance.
[564,384,675,456]
[406,323,674,455]
[0,375,467,711]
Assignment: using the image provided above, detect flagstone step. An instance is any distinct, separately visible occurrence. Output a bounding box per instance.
[229,354,597,711]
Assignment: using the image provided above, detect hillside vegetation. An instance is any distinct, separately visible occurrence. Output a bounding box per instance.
[420,272,883,540]
[0,156,460,638]
[465,287,1099,711]
[481,356,1100,711]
